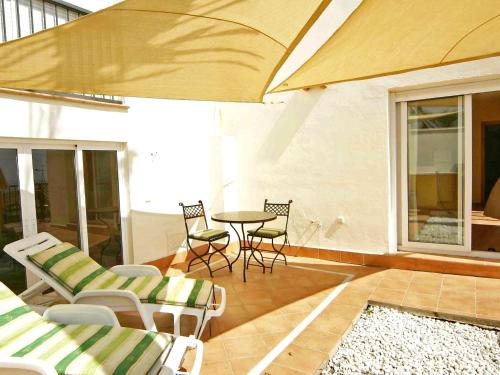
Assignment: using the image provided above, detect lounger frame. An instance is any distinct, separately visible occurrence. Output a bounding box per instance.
[4,232,226,338]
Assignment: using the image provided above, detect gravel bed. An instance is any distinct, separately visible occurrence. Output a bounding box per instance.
[322,305,500,375]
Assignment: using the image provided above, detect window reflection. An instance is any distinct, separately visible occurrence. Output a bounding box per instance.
[0,149,25,293]
[407,97,465,245]
[83,151,123,267]
[32,149,80,246]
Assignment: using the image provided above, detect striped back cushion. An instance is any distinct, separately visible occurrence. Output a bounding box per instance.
[0,282,173,375]
[28,243,213,308]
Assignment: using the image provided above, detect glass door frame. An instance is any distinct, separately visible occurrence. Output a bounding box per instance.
[398,95,472,253]
[0,140,129,266]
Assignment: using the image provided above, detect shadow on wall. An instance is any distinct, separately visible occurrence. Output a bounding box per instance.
[257,89,325,163]
[130,209,217,264]
[28,101,62,139]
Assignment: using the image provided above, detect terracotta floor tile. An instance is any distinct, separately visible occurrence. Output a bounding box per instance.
[253,312,297,333]
[200,361,233,375]
[294,328,341,353]
[230,356,263,375]
[411,271,443,284]
[217,319,260,339]
[331,291,370,308]
[222,335,268,359]
[322,301,365,318]
[274,299,312,315]
[475,277,500,298]
[377,277,411,291]
[441,274,476,294]
[402,292,439,311]
[274,344,326,373]
[438,290,476,315]
[201,340,228,364]
[307,313,352,335]
[381,269,414,282]
[238,289,274,305]
[369,287,406,305]
[407,279,442,295]
[261,330,290,349]
[476,297,500,318]
[264,363,308,375]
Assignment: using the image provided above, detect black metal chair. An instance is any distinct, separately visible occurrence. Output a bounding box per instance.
[179,200,231,277]
[247,199,292,273]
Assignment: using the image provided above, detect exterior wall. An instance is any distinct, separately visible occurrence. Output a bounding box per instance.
[219,57,500,255]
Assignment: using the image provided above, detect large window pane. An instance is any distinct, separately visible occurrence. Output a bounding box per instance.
[68,10,78,22]
[56,5,68,25]
[407,96,465,245]
[32,0,44,32]
[83,151,123,267]
[44,2,56,28]
[3,0,19,40]
[18,0,31,37]
[32,150,80,246]
[0,149,25,294]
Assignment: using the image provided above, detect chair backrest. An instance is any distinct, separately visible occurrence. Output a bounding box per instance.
[179,200,209,234]
[264,199,293,229]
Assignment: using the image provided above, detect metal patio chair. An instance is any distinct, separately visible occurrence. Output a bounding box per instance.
[180,200,232,277]
[247,199,293,273]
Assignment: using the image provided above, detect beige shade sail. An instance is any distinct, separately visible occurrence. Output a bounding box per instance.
[272,0,500,93]
[0,0,330,102]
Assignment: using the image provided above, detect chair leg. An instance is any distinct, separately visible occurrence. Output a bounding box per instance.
[247,236,265,273]
[270,237,287,273]
[187,241,213,277]
[207,236,232,272]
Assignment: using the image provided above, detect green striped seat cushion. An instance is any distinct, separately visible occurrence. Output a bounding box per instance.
[188,228,228,241]
[247,227,286,239]
[28,243,213,309]
[0,282,173,375]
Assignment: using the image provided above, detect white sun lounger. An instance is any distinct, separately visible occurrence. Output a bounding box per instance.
[4,233,226,338]
[0,281,203,375]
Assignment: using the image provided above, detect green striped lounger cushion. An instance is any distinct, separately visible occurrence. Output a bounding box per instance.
[28,243,213,309]
[0,282,173,375]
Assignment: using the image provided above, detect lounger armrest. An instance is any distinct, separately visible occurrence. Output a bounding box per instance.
[110,265,162,277]
[72,290,157,331]
[43,304,120,327]
[0,357,57,375]
[160,336,203,375]
[208,285,226,318]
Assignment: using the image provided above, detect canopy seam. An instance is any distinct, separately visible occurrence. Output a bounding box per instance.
[110,8,287,49]
[440,13,500,63]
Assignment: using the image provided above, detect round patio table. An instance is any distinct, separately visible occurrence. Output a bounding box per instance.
[212,211,277,282]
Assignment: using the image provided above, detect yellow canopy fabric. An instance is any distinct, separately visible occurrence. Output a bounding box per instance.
[272,0,500,93]
[0,0,330,102]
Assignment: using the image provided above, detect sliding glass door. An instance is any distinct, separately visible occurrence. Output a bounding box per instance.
[401,95,471,251]
[0,143,127,292]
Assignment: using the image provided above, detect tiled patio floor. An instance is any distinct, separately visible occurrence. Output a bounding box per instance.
[119,254,500,374]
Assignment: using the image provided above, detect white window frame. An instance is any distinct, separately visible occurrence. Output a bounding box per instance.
[0,139,129,265]
[390,78,500,258]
